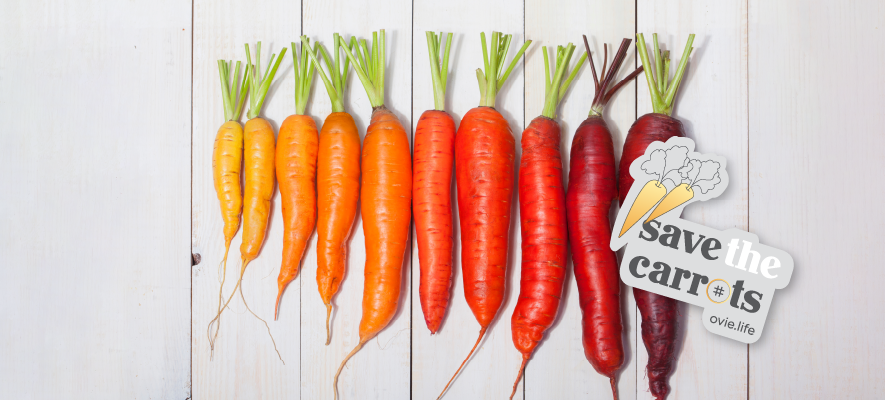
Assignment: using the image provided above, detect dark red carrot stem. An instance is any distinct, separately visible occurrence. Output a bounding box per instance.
[583,35,643,116]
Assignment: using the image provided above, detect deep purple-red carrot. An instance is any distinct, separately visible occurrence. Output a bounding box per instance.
[618,33,695,400]
[566,36,643,400]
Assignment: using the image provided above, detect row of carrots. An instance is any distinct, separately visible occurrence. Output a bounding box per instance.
[208,30,695,400]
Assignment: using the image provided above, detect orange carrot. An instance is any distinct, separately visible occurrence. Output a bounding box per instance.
[332,30,412,400]
[438,31,531,399]
[274,40,319,319]
[303,34,360,344]
[211,58,249,345]
[207,42,286,362]
[414,31,455,334]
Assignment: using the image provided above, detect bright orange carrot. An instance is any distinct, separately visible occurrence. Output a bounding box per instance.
[438,31,531,400]
[208,42,286,362]
[211,58,248,344]
[274,40,319,319]
[332,30,412,400]
[303,34,360,344]
[415,31,455,334]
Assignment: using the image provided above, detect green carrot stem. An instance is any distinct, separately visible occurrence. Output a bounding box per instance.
[291,39,317,115]
[217,60,250,122]
[636,33,695,116]
[539,43,585,119]
[303,34,350,113]
[475,31,531,107]
[339,30,386,109]
[426,31,453,111]
[245,42,287,119]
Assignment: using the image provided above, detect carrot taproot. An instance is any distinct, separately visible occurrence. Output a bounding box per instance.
[207,42,287,362]
[274,40,319,319]
[508,42,584,400]
[332,30,412,400]
[210,58,249,345]
[415,31,455,334]
[437,31,531,400]
[566,36,643,399]
[303,34,360,345]
[619,33,695,400]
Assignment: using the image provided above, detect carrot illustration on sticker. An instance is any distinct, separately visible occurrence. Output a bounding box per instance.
[618,144,689,237]
[615,137,727,239]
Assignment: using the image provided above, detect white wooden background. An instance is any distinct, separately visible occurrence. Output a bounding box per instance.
[1,0,883,399]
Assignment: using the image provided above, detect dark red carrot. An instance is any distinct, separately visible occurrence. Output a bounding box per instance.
[566,36,643,400]
[619,33,695,400]
[437,31,530,400]
[508,43,584,400]
[415,31,455,334]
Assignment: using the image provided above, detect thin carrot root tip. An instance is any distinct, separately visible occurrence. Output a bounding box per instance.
[509,358,528,400]
[325,304,332,346]
[437,327,487,400]
[206,260,248,355]
[238,281,284,364]
[610,377,619,400]
[333,342,364,400]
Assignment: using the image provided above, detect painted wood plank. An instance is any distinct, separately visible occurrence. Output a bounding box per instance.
[0,0,191,398]
[192,1,302,399]
[410,1,527,398]
[523,1,638,399]
[635,1,750,399]
[301,1,413,399]
[748,0,885,397]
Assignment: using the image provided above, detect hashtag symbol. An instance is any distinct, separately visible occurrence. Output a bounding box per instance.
[713,286,725,297]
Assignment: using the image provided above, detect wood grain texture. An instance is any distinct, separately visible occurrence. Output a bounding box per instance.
[523,1,638,399]
[300,1,413,399]
[192,1,301,399]
[636,1,750,399]
[410,1,526,398]
[748,0,885,397]
[0,0,191,398]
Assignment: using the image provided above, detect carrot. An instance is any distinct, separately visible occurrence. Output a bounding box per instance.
[414,31,455,334]
[437,31,530,399]
[620,33,695,400]
[508,42,584,400]
[207,42,287,362]
[332,30,412,400]
[210,58,249,346]
[303,34,360,345]
[274,40,319,319]
[566,36,643,400]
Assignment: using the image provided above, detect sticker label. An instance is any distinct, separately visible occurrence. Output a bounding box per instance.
[611,137,793,343]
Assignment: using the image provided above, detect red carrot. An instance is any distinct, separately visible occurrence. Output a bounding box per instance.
[414,31,456,334]
[437,31,530,400]
[508,43,584,400]
[566,36,643,400]
[619,33,695,400]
